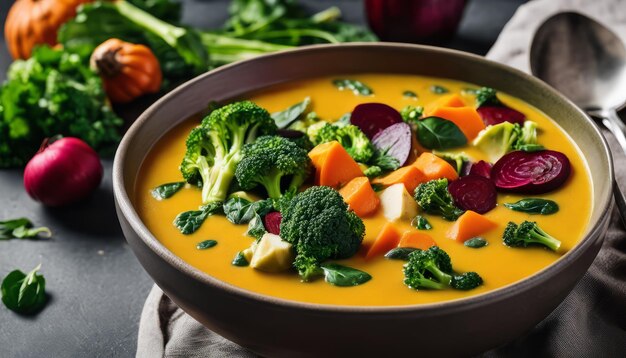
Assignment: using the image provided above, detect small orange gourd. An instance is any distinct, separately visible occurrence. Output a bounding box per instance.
[90,38,163,104]
[5,0,91,59]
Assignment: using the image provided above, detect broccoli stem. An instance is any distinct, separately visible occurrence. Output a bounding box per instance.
[260,170,284,199]
[416,279,447,290]
[426,264,452,286]
[529,227,561,252]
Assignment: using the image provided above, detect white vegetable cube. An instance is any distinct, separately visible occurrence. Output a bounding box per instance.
[250,233,295,273]
[379,183,418,222]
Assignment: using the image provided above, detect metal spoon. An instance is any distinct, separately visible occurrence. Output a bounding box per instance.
[530,11,626,225]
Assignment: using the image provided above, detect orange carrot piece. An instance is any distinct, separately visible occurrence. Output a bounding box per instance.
[398,231,437,250]
[428,106,485,141]
[339,177,380,217]
[412,152,458,182]
[372,165,427,193]
[308,141,363,188]
[446,210,498,242]
[424,94,466,115]
[365,223,402,260]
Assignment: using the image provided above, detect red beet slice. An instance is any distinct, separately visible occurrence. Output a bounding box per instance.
[263,212,282,235]
[448,175,497,214]
[491,150,571,194]
[468,160,493,179]
[371,122,412,166]
[477,106,526,126]
[350,103,402,139]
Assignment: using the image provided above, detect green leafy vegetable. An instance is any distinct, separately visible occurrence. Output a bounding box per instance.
[271,97,311,129]
[416,116,467,150]
[1,264,47,314]
[232,252,250,267]
[151,182,185,200]
[504,198,559,215]
[472,121,543,162]
[400,105,424,125]
[461,88,479,95]
[464,237,488,248]
[403,90,418,99]
[475,87,501,107]
[245,213,267,240]
[223,197,273,225]
[432,150,470,174]
[174,203,223,235]
[332,79,373,96]
[430,85,449,94]
[384,247,418,260]
[319,263,371,287]
[411,216,432,230]
[128,0,182,23]
[0,218,51,240]
[196,240,218,250]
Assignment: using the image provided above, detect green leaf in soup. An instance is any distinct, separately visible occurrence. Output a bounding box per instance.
[332,79,373,96]
[320,263,372,287]
[416,116,467,150]
[151,182,185,200]
[1,264,47,314]
[411,215,432,230]
[232,252,249,267]
[403,90,418,99]
[430,85,449,94]
[174,202,222,235]
[223,197,273,225]
[384,247,418,260]
[196,240,218,250]
[504,198,559,215]
[461,87,479,95]
[271,97,311,129]
[464,237,488,248]
[245,213,267,240]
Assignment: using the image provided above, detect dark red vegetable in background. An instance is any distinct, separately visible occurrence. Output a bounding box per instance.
[491,150,571,194]
[371,122,413,166]
[350,103,402,139]
[448,175,497,214]
[477,106,526,126]
[467,160,493,179]
[263,211,282,235]
[24,137,103,207]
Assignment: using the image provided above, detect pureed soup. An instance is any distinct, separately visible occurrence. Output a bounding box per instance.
[135,74,592,306]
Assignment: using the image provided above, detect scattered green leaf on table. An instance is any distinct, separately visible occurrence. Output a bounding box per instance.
[0,218,51,240]
[1,264,47,314]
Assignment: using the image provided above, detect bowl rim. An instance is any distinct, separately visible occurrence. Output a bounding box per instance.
[113,42,613,314]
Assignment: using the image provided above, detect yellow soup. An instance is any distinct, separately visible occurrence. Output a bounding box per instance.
[135,74,592,306]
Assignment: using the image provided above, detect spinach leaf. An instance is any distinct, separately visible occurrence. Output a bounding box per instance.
[196,240,218,250]
[464,237,488,248]
[416,116,467,150]
[245,213,267,240]
[0,218,51,240]
[369,148,401,171]
[271,97,311,129]
[223,197,273,224]
[1,264,47,314]
[461,87,479,95]
[504,198,559,215]
[403,90,418,99]
[430,85,449,94]
[320,263,372,287]
[232,252,249,267]
[411,215,432,230]
[332,79,373,96]
[475,87,501,107]
[151,182,185,200]
[174,202,222,235]
[384,247,418,260]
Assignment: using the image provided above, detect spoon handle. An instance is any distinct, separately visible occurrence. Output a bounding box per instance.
[598,108,626,227]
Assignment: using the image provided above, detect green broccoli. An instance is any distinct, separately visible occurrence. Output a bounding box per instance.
[289,111,323,132]
[472,121,543,162]
[280,186,365,281]
[432,150,470,174]
[475,87,501,107]
[404,246,483,291]
[180,101,276,204]
[363,165,383,178]
[503,221,561,252]
[310,123,375,162]
[400,105,424,125]
[235,135,311,200]
[414,179,464,221]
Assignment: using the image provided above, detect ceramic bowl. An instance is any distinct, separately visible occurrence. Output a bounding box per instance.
[113,43,612,357]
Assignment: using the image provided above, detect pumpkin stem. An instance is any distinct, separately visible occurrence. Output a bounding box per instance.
[95,47,123,78]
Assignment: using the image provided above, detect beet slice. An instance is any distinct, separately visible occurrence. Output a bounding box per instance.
[491,150,571,194]
[263,212,282,235]
[448,175,497,214]
[468,160,493,179]
[350,103,402,139]
[477,106,526,126]
[371,122,412,166]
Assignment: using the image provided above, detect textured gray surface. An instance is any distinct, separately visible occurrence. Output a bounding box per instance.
[0,0,525,357]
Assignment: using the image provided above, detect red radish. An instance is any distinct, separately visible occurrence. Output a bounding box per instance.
[448,175,497,214]
[468,160,493,179]
[24,137,103,207]
[263,212,282,235]
[477,106,525,126]
[350,103,402,139]
[491,150,571,194]
[371,122,413,166]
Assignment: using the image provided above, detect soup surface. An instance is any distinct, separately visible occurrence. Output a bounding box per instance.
[135,74,592,306]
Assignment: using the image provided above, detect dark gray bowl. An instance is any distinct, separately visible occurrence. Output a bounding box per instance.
[113,43,612,357]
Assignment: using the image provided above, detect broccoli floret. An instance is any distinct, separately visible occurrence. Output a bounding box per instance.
[475,87,501,107]
[400,105,424,124]
[280,186,365,281]
[311,123,375,162]
[289,111,323,133]
[503,221,561,252]
[414,179,464,221]
[235,135,311,200]
[285,134,314,152]
[180,101,276,204]
[432,150,470,174]
[404,246,483,291]
[472,121,543,162]
[363,165,383,178]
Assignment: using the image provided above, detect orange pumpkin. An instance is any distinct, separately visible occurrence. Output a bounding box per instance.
[90,38,163,104]
[5,0,92,59]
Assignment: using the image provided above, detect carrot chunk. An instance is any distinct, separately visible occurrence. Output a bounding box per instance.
[428,106,485,141]
[424,94,466,115]
[372,165,427,193]
[412,152,458,182]
[365,223,401,259]
[398,231,437,250]
[446,210,497,242]
[308,141,363,188]
[339,177,380,217]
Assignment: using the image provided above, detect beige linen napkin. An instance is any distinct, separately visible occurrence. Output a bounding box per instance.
[137,1,626,356]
